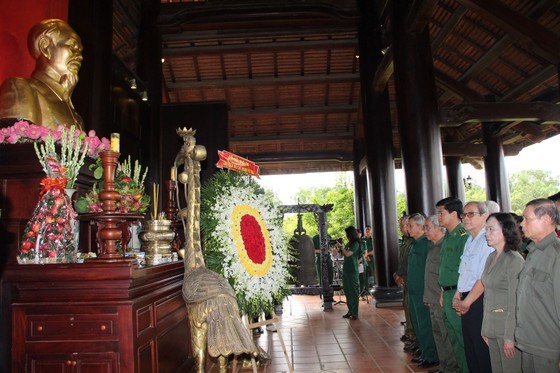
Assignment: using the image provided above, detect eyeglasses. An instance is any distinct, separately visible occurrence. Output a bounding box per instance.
[460,212,480,218]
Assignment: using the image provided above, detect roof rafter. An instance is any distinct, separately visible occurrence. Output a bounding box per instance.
[456,0,560,63]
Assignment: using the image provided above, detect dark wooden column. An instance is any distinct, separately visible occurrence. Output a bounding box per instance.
[483,124,511,211]
[68,0,113,133]
[392,1,444,215]
[353,141,365,230]
[357,0,399,298]
[137,0,162,184]
[446,156,466,202]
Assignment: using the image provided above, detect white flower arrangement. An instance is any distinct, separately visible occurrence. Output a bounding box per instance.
[201,171,292,316]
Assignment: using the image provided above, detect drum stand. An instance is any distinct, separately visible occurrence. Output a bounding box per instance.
[332,257,346,305]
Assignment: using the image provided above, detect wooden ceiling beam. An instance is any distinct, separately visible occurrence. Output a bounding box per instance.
[440,102,560,127]
[161,27,358,42]
[500,65,557,102]
[229,104,358,117]
[168,73,359,89]
[162,38,357,57]
[240,150,354,163]
[431,6,467,50]
[229,131,353,145]
[434,70,484,102]
[457,0,557,84]
[238,142,523,161]
[442,142,523,157]
[456,0,560,63]
[373,47,393,93]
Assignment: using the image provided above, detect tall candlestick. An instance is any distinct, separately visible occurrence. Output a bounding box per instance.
[171,166,176,181]
[110,133,120,152]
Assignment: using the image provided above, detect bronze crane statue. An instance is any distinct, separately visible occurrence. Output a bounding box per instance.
[174,127,258,373]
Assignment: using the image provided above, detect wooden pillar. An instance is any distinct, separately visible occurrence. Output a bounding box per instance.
[483,124,511,211]
[446,156,466,202]
[137,0,162,184]
[357,0,399,296]
[392,0,444,215]
[353,141,365,230]
[68,0,113,133]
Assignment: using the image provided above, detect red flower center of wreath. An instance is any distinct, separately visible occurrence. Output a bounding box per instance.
[240,214,266,264]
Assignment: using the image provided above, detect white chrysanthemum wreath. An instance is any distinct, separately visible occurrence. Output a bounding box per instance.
[201,170,292,317]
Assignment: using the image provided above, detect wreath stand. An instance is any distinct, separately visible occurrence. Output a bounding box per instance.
[243,315,294,373]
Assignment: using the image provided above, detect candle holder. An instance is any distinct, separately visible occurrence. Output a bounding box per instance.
[164,180,178,220]
[97,150,124,260]
[98,150,121,212]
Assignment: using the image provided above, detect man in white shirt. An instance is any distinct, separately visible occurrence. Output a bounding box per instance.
[453,201,494,373]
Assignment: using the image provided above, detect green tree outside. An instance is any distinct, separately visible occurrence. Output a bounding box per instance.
[465,182,486,202]
[508,170,560,214]
[280,174,355,241]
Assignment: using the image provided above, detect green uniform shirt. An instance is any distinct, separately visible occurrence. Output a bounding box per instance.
[407,235,430,295]
[396,236,414,278]
[438,223,469,287]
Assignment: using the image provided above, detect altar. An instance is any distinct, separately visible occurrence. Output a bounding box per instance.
[0,144,194,372]
[3,261,191,372]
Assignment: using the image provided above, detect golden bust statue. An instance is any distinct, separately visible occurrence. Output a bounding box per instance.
[0,19,84,130]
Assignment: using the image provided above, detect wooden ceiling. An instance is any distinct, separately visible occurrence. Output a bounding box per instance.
[117,0,560,175]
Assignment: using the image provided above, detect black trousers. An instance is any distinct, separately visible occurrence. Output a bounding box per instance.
[461,293,492,373]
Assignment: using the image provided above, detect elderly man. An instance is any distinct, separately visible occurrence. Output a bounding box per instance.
[406,213,439,369]
[436,197,469,373]
[452,201,494,373]
[394,215,416,346]
[516,198,560,372]
[0,19,84,130]
[424,215,459,373]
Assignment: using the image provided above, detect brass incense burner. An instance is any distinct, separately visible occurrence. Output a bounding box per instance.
[139,219,174,265]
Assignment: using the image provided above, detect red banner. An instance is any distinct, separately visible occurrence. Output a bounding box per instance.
[216,150,260,178]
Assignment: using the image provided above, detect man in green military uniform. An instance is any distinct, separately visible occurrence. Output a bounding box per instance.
[394,215,416,345]
[312,234,333,286]
[407,213,439,369]
[436,197,469,373]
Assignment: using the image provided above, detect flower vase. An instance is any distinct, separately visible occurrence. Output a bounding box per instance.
[64,188,80,255]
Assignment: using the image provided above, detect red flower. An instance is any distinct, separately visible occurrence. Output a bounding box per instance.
[240,214,266,264]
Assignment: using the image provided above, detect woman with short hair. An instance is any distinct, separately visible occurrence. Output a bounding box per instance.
[482,213,524,373]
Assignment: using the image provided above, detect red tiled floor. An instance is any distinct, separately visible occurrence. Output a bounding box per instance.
[204,294,440,372]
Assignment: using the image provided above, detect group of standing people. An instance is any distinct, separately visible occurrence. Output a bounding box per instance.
[396,197,560,373]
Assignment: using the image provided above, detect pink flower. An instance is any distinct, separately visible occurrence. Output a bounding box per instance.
[26,124,44,139]
[48,130,62,141]
[6,134,20,144]
[1,126,13,136]
[2,120,108,160]
[13,120,29,135]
